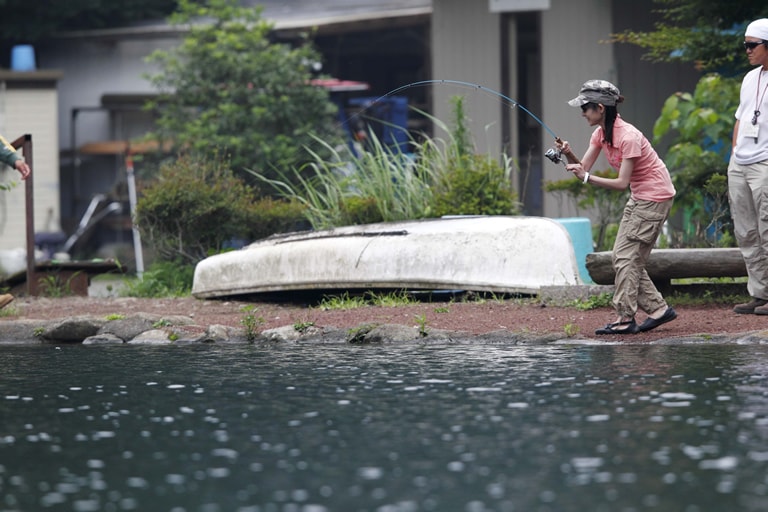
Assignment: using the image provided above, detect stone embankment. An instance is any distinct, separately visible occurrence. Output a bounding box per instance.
[0,312,569,345]
[3,311,768,346]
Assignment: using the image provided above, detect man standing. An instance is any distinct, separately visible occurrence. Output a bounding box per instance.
[0,136,31,310]
[730,18,768,315]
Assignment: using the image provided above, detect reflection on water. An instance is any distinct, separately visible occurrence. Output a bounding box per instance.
[1,343,768,511]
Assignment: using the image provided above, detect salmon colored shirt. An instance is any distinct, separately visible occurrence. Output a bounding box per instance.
[589,116,676,202]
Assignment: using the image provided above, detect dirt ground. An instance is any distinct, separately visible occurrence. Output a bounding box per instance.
[1,293,764,342]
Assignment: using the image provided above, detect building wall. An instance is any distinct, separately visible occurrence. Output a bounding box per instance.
[0,75,61,253]
[37,37,176,229]
[540,0,616,218]
[38,38,175,150]
[434,0,701,219]
[431,0,617,218]
[431,0,503,156]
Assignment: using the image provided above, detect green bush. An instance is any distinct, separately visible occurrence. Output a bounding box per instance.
[123,260,195,298]
[339,196,384,225]
[430,153,519,217]
[429,96,519,217]
[653,73,739,247]
[248,196,308,240]
[137,155,286,264]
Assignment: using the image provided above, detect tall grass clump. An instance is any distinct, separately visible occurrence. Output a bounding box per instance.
[253,131,439,229]
[248,96,520,229]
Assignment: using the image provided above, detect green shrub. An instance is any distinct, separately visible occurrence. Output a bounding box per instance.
[339,195,384,225]
[429,96,519,217]
[430,153,519,217]
[247,196,308,240]
[136,154,257,263]
[653,74,739,247]
[123,260,195,298]
[137,154,306,263]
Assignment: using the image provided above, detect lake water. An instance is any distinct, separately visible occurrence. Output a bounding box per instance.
[2,343,768,512]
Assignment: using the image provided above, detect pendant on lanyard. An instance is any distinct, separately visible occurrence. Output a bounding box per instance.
[752,70,768,142]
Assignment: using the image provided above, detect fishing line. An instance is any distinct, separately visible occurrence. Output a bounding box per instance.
[345,79,558,140]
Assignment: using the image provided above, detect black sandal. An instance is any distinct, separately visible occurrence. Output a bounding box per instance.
[595,319,639,335]
[638,307,677,332]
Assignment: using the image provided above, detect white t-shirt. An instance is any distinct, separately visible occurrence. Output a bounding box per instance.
[734,66,768,165]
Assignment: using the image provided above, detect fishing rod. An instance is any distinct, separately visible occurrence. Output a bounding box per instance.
[346,79,568,167]
[360,78,558,139]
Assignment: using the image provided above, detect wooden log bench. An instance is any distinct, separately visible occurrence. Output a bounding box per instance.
[2,259,125,297]
[585,248,747,288]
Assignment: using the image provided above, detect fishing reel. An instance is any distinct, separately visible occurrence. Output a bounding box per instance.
[544,147,566,166]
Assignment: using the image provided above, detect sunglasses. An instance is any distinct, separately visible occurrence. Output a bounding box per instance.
[743,41,765,50]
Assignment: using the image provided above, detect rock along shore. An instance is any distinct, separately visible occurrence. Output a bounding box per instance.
[3,310,768,347]
[0,312,568,345]
[3,287,768,346]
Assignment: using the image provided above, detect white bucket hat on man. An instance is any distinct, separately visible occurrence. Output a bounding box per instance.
[745,18,768,40]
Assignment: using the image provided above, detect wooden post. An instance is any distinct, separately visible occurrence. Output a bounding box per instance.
[10,134,36,295]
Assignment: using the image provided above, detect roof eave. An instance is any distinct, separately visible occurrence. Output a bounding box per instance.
[50,7,432,42]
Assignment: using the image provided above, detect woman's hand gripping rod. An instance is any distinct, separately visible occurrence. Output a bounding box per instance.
[544,137,581,169]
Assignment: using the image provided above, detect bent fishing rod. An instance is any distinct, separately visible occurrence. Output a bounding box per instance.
[348,79,575,167]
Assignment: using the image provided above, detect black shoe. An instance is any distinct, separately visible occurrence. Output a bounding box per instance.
[733,298,768,314]
[638,307,677,332]
[595,319,639,335]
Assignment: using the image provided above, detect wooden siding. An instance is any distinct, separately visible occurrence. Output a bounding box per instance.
[0,84,61,252]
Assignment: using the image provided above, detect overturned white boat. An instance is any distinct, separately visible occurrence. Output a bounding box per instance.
[192,216,583,299]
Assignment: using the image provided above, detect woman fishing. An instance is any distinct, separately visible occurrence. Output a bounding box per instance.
[555,79,677,335]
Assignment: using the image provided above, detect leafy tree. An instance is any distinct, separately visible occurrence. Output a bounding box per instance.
[144,0,342,182]
[612,0,768,75]
[0,0,179,46]
[653,74,738,246]
[612,1,768,246]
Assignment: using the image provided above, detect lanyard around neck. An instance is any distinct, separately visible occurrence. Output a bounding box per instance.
[753,69,768,125]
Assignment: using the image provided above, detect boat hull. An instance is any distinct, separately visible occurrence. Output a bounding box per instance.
[192,216,582,298]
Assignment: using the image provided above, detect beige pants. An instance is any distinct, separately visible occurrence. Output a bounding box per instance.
[728,159,768,299]
[611,197,673,319]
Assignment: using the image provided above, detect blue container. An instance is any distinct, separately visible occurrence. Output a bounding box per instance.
[348,96,409,152]
[555,217,594,284]
[11,45,36,71]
